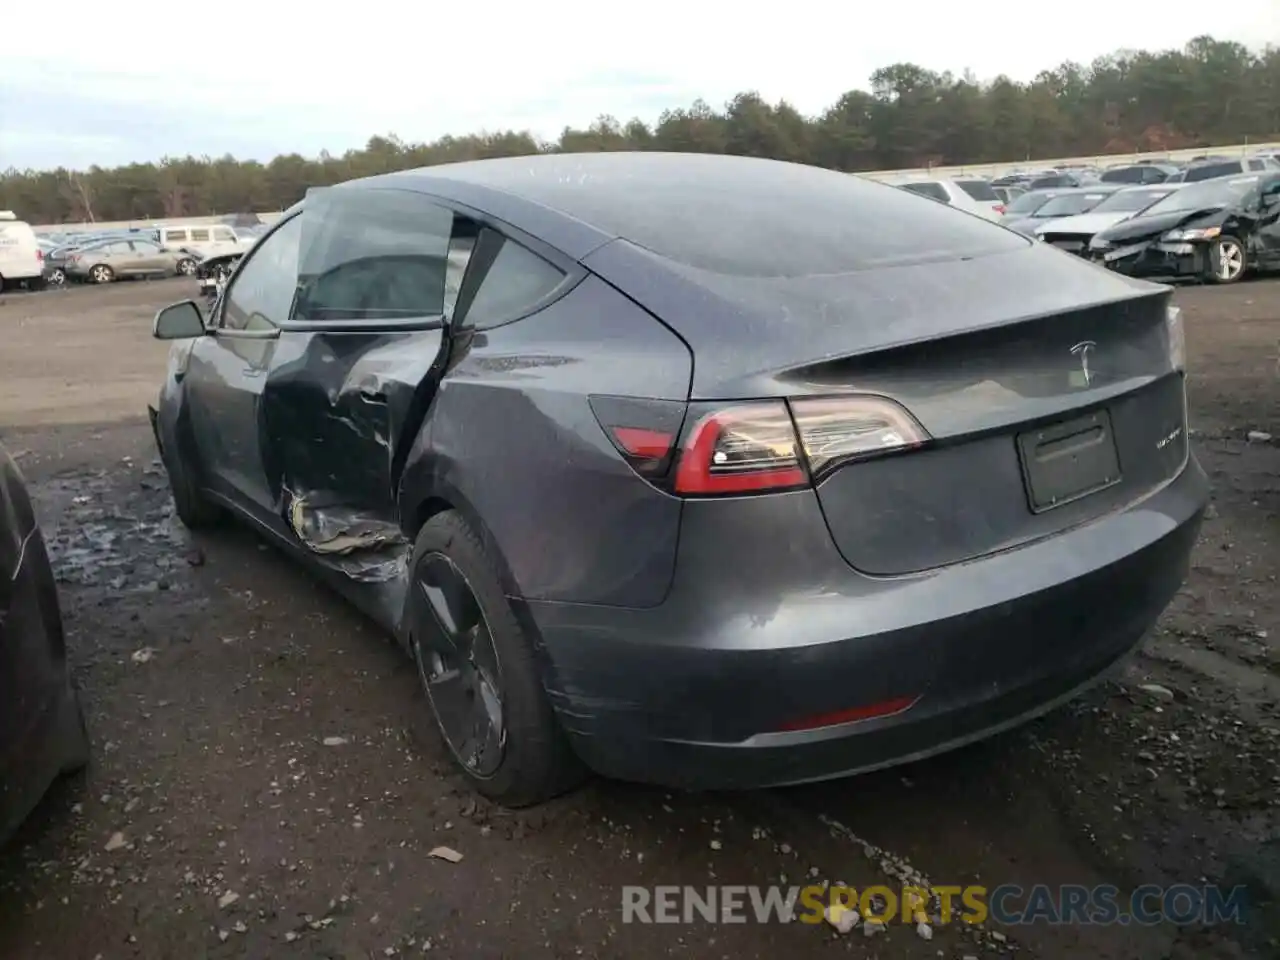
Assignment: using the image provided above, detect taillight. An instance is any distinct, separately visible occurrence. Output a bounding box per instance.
[994,204,1006,215]
[674,402,808,495]
[789,396,929,480]
[36,249,44,262]
[592,394,930,497]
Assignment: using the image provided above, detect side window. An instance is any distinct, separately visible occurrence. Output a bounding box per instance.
[190,228,211,242]
[104,241,131,254]
[221,216,302,332]
[165,229,187,244]
[461,233,566,330]
[212,227,235,241]
[130,241,160,253]
[294,188,457,322]
[1248,159,1265,171]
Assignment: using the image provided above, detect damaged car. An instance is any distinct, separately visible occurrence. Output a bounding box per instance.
[191,250,246,304]
[148,153,1208,806]
[1034,183,1185,255]
[1,441,90,843]
[1089,173,1280,284]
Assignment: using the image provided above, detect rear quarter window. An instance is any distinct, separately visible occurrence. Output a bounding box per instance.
[461,232,566,330]
[956,179,999,202]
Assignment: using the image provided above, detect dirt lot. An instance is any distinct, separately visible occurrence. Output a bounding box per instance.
[1,277,1279,960]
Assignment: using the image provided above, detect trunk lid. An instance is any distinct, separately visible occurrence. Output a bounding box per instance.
[584,238,1185,575]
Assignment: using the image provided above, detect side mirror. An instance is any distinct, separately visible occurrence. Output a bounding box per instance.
[153,300,206,340]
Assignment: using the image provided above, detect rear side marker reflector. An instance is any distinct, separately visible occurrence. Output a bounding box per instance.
[777,695,919,732]
[611,427,675,460]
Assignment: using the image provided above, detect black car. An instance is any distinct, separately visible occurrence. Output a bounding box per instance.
[1090,173,1280,284]
[148,153,1206,805]
[0,441,89,842]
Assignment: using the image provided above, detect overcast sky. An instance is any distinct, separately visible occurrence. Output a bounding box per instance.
[1,1,1275,171]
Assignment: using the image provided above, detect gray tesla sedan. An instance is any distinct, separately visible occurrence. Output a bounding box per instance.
[148,152,1208,806]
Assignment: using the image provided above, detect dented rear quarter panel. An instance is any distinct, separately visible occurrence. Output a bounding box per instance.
[398,275,694,609]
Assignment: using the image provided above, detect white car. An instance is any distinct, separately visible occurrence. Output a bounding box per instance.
[0,212,46,291]
[890,177,1006,220]
[1032,183,1187,254]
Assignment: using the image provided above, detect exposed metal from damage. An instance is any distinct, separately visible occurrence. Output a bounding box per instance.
[284,486,409,583]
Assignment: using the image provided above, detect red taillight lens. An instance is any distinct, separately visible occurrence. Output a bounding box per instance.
[994,204,1006,215]
[594,394,930,497]
[789,396,928,480]
[674,402,807,495]
[36,249,44,262]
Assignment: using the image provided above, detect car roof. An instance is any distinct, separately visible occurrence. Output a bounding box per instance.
[352,153,941,260]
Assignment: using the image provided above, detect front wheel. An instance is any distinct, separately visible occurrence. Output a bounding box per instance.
[89,264,115,284]
[157,422,222,529]
[408,511,584,807]
[176,258,196,276]
[1206,236,1247,284]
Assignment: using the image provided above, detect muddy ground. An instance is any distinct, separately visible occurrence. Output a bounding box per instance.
[0,277,1278,960]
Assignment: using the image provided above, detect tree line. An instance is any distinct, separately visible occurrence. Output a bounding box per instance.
[3,35,1277,225]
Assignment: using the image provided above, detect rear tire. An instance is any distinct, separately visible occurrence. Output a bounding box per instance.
[408,511,585,807]
[176,258,196,276]
[89,264,114,284]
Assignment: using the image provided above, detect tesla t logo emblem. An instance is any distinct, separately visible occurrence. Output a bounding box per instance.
[1070,340,1097,387]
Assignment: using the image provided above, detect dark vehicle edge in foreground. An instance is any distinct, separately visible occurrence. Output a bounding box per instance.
[148,153,1208,800]
[0,443,89,842]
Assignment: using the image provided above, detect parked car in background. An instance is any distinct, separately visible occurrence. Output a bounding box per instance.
[149,152,1206,804]
[64,238,196,284]
[1090,173,1279,284]
[158,224,253,258]
[892,176,1005,219]
[1,440,90,843]
[1000,185,1123,236]
[192,249,246,303]
[992,185,1026,206]
[1034,183,1185,254]
[1101,163,1179,185]
[1174,157,1278,184]
[0,211,47,292]
[1028,171,1097,190]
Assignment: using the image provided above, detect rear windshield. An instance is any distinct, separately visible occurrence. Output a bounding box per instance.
[1100,167,1146,184]
[1091,188,1177,213]
[626,175,1026,276]
[1183,161,1244,183]
[900,182,950,202]
[1005,191,1054,215]
[1140,176,1260,217]
[955,179,999,201]
[1034,193,1111,217]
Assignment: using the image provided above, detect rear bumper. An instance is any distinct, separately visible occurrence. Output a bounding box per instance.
[523,455,1209,790]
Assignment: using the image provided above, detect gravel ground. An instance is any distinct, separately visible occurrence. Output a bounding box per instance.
[0,276,1278,960]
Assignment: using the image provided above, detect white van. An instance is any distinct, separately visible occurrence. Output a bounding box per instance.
[0,212,45,290]
[157,223,252,258]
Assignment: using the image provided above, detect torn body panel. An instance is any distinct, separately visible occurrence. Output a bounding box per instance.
[260,330,445,592]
